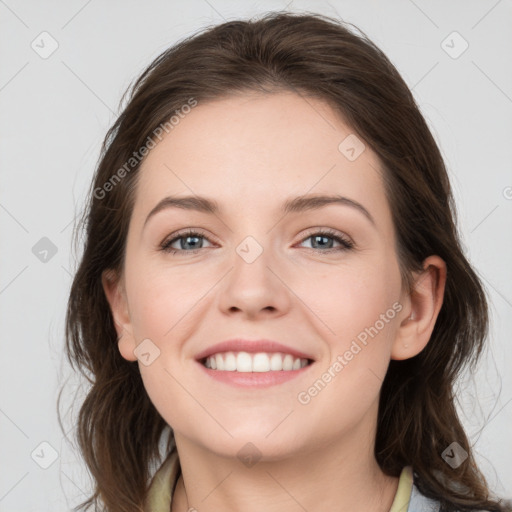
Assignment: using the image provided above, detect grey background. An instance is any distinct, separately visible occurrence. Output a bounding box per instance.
[1,0,511,510]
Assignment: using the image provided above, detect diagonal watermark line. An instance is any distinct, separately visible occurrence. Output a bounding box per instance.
[265,470,308,511]
[0,408,29,438]
[200,471,233,502]
[265,409,294,437]
[265,265,336,336]
[60,218,74,233]
[61,0,94,29]
[202,0,226,20]
[0,0,29,28]
[411,61,439,91]
[163,267,233,337]
[298,93,337,131]
[472,61,512,105]
[63,420,76,441]
[485,395,512,427]
[0,202,29,232]
[60,209,82,233]
[407,0,439,28]
[480,274,512,309]
[163,367,234,437]
[61,265,73,277]
[0,472,29,502]
[470,204,499,233]
[471,0,502,29]
[0,265,29,295]
[368,367,384,383]
[61,61,116,114]
[0,61,29,92]
[61,469,88,496]
[367,160,388,194]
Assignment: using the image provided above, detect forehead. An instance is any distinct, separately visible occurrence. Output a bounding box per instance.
[133,91,389,225]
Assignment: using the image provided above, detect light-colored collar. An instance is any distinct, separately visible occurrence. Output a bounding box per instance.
[144,450,414,512]
[144,450,180,512]
[389,466,414,512]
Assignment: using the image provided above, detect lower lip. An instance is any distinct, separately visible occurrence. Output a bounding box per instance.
[196,360,314,388]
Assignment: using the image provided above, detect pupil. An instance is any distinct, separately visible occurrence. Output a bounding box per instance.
[314,235,331,249]
[183,236,200,250]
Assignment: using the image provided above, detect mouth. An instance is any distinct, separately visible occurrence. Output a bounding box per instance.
[199,351,315,373]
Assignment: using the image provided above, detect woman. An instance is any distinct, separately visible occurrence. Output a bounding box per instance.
[64,11,509,512]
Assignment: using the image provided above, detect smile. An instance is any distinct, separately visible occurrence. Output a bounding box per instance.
[202,351,313,372]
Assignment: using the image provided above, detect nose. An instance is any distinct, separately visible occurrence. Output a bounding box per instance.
[217,238,292,319]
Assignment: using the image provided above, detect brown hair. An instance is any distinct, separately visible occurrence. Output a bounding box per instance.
[62,11,508,512]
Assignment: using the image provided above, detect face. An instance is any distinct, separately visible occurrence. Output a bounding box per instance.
[106,91,413,460]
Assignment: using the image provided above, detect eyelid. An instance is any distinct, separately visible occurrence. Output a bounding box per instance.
[296,227,354,251]
[299,226,353,243]
[159,227,218,250]
[159,226,355,254]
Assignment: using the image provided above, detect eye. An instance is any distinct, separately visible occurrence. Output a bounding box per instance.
[159,229,214,255]
[159,227,354,255]
[297,228,354,252]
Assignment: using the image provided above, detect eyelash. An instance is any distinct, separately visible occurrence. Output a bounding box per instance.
[159,228,354,255]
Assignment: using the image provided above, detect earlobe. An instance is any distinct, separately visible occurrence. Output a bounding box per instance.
[101,269,138,362]
[391,255,447,361]
[116,333,138,362]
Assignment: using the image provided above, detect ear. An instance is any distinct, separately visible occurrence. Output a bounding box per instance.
[101,269,138,362]
[391,255,447,361]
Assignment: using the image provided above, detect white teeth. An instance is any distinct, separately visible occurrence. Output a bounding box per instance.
[283,354,294,371]
[236,352,252,372]
[224,352,237,371]
[253,353,270,372]
[203,351,310,372]
[270,353,282,370]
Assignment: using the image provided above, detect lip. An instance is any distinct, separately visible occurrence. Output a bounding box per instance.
[194,339,315,362]
[196,358,313,388]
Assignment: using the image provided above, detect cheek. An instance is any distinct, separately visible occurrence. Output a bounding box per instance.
[126,246,401,349]
[121,248,402,440]
[124,255,203,337]
[295,270,400,427]
[304,261,400,343]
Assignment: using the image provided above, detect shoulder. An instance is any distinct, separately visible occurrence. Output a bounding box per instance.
[408,471,498,512]
[409,484,495,511]
[408,480,442,511]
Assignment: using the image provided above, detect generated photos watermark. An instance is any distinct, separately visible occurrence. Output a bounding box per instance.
[94,97,198,200]
[297,301,403,405]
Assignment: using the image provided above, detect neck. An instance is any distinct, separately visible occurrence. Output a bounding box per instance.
[170,428,399,512]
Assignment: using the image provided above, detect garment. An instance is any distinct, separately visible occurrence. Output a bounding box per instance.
[143,449,475,512]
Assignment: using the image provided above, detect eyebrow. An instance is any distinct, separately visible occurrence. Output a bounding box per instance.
[143,193,376,228]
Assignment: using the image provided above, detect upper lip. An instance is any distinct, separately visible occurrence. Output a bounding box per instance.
[195,339,316,362]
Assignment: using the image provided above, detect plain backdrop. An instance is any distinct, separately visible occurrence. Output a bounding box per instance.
[1,0,511,510]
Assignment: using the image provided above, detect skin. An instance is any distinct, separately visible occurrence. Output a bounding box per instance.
[103,91,447,512]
